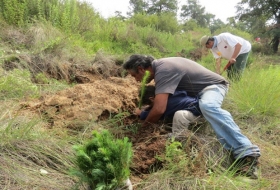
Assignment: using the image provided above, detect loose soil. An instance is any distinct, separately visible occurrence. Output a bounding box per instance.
[21,70,171,186]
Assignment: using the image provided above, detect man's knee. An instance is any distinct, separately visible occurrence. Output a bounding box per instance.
[199,101,214,113]
[174,110,196,121]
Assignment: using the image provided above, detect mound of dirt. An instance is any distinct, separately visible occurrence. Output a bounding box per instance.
[26,76,139,129]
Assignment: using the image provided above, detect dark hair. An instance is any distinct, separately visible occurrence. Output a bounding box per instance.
[123,54,155,73]
[139,85,155,106]
[208,37,214,42]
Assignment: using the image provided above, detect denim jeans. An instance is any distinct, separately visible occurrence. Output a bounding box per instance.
[198,84,261,159]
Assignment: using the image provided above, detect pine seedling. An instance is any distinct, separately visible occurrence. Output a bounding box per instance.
[138,70,150,108]
[71,130,133,190]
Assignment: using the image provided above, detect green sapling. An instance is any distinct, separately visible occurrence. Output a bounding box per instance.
[138,70,150,108]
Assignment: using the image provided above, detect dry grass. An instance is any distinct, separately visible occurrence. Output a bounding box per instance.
[0,101,78,190]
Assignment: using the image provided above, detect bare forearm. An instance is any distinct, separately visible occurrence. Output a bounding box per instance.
[142,108,163,127]
[230,43,241,63]
[142,93,168,127]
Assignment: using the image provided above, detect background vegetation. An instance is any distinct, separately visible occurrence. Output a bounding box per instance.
[0,0,279,189]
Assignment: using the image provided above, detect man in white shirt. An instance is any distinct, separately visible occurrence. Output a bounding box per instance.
[200,33,251,81]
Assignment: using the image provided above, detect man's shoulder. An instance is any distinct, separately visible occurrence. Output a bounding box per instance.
[218,32,231,36]
[217,32,235,39]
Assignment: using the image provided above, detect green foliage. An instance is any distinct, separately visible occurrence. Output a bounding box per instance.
[128,0,178,15]
[236,0,280,29]
[147,0,178,15]
[34,73,72,94]
[139,71,151,108]
[0,0,85,33]
[180,0,215,28]
[75,1,102,34]
[76,18,195,57]
[228,65,280,117]
[131,12,179,34]
[236,0,280,53]
[181,19,199,31]
[104,111,131,130]
[156,12,179,34]
[156,140,190,172]
[71,130,133,190]
[209,18,225,34]
[199,52,218,71]
[60,0,80,33]
[0,117,37,142]
[128,0,149,16]
[0,0,27,26]
[130,13,159,28]
[0,0,202,57]
[251,42,272,55]
[0,69,39,100]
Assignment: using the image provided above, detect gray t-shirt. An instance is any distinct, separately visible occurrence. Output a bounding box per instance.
[152,57,228,97]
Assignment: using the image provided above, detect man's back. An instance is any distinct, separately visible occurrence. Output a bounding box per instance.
[152,57,228,97]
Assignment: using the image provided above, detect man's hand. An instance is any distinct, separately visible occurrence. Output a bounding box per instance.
[229,58,236,64]
[133,108,142,116]
[142,93,168,127]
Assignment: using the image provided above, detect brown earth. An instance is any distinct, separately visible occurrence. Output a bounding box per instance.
[20,70,171,185]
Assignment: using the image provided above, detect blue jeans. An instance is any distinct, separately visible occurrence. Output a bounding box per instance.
[198,84,261,159]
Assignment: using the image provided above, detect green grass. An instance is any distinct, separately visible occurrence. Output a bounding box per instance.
[227,64,280,117]
[0,69,39,100]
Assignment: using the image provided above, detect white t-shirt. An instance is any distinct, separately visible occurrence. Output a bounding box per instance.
[211,33,251,60]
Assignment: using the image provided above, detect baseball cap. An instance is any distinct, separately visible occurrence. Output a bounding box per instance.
[200,35,210,46]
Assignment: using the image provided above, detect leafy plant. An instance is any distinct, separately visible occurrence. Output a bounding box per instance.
[138,70,150,108]
[156,140,190,173]
[71,130,133,190]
